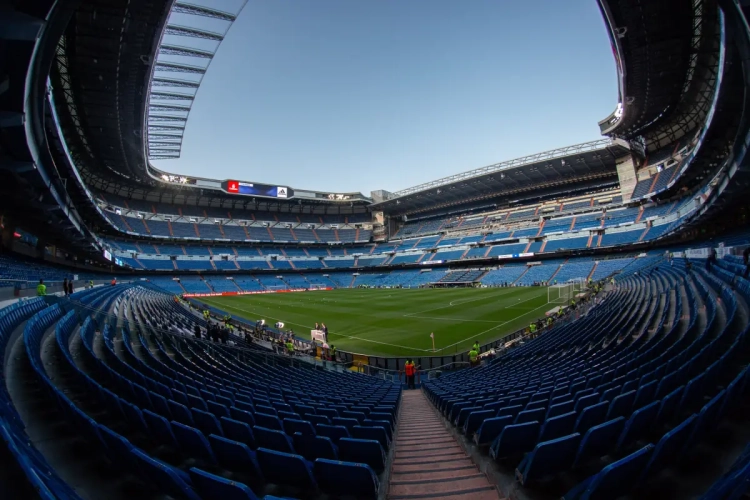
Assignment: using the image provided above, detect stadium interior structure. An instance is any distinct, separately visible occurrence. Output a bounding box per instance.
[2,0,750,499]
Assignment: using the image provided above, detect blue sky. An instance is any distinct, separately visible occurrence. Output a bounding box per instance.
[152,0,617,195]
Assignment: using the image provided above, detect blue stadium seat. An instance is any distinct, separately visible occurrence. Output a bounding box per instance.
[168,400,195,427]
[616,400,660,451]
[192,408,224,437]
[547,400,575,418]
[640,414,697,482]
[574,417,626,467]
[516,433,581,485]
[254,426,295,454]
[538,411,577,442]
[473,415,514,447]
[575,401,609,435]
[338,438,386,473]
[489,421,541,460]
[171,421,218,465]
[606,390,636,420]
[563,444,654,500]
[207,435,262,479]
[142,409,179,448]
[314,459,379,500]
[293,433,339,461]
[515,408,546,425]
[188,467,261,500]
[256,448,317,490]
[207,400,231,419]
[130,448,201,500]
[283,418,316,437]
[352,425,389,450]
[316,424,350,443]
[220,417,257,449]
[254,413,283,431]
[230,407,257,427]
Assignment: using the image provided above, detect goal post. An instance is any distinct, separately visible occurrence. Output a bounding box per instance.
[548,283,575,304]
[307,283,328,291]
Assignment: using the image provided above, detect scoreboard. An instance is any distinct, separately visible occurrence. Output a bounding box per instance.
[222,180,294,199]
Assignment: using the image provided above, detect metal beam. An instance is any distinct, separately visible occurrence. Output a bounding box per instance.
[159,44,215,59]
[155,61,206,74]
[148,134,184,141]
[148,125,187,131]
[174,2,238,21]
[165,24,224,41]
[151,77,201,88]
[148,142,182,148]
[149,104,191,112]
[148,115,187,123]
[149,91,196,101]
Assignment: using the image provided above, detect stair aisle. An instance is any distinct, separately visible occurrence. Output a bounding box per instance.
[388,391,502,500]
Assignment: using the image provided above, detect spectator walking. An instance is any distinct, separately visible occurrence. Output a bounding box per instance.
[62,279,69,297]
[36,280,46,296]
[404,359,416,389]
[67,279,73,296]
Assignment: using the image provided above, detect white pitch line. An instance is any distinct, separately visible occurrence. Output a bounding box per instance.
[433,294,550,353]
[402,288,519,318]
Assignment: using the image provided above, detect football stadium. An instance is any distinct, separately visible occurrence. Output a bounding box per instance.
[1,0,750,499]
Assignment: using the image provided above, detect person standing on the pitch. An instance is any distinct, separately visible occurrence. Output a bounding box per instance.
[321,323,329,343]
[404,359,416,389]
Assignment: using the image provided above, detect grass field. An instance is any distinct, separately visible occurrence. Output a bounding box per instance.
[197,287,552,357]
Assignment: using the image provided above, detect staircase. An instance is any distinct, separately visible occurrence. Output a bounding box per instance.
[290,228,297,241]
[167,221,174,237]
[586,233,594,248]
[348,275,356,288]
[387,391,501,500]
[266,226,274,240]
[569,217,577,231]
[119,214,134,232]
[639,226,650,242]
[597,233,603,247]
[142,218,150,234]
[218,225,226,238]
[635,207,645,223]
[210,260,217,270]
[513,266,530,285]
[539,240,547,253]
[587,262,598,280]
[548,261,564,282]
[193,223,200,238]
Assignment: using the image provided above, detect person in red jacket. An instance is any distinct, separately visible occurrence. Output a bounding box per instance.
[404,359,417,389]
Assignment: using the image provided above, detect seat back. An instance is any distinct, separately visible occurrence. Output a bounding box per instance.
[254,426,294,454]
[188,467,260,500]
[574,417,625,466]
[314,458,379,500]
[256,448,316,490]
[220,417,257,448]
[207,434,262,478]
[338,438,386,473]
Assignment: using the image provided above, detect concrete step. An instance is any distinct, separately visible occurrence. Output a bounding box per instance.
[387,390,500,500]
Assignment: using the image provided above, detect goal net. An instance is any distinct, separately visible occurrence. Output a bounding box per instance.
[308,284,328,291]
[264,285,289,292]
[548,283,575,304]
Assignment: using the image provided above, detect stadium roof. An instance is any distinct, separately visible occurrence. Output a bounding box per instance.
[370,139,631,216]
[597,0,709,147]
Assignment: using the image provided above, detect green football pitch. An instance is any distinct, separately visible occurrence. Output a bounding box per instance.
[196,287,552,357]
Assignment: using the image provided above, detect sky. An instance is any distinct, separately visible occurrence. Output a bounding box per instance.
[152,0,617,195]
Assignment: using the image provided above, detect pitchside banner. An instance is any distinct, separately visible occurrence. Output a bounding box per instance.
[182,287,333,298]
[311,330,326,343]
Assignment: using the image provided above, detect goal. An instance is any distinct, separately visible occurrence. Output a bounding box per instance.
[308,284,328,291]
[548,283,575,304]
